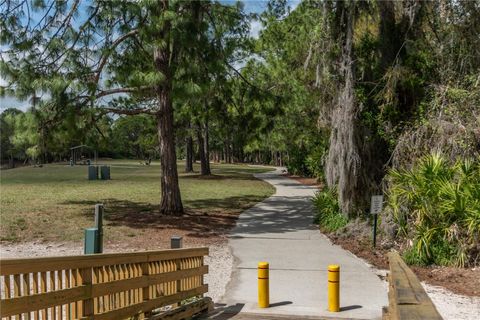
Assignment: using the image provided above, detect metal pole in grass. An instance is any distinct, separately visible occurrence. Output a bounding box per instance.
[95,204,104,253]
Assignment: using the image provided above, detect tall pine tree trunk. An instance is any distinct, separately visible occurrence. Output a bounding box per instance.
[154,21,183,215]
[197,121,211,175]
[185,122,194,173]
[203,117,211,174]
[185,135,194,173]
[325,1,362,216]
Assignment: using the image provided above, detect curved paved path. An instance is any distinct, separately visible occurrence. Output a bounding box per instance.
[216,168,387,319]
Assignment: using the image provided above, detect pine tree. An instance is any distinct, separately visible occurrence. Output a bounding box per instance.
[1,0,248,215]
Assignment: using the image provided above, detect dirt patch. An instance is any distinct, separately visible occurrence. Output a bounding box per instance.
[284,174,322,188]
[413,265,480,297]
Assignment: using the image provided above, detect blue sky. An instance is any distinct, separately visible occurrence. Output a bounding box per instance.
[0,0,300,112]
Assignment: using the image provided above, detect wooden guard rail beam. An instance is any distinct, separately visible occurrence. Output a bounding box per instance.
[0,247,209,320]
[383,252,443,320]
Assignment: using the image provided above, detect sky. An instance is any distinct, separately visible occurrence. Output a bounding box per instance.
[0,0,300,112]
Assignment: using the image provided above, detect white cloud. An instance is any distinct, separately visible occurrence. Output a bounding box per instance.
[0,96,29,112]
[250,19,263,39]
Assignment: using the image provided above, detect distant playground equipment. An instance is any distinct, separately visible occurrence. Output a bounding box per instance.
[70,144,97,166]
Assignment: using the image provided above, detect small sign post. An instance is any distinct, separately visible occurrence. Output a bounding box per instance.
[370,195,383,248]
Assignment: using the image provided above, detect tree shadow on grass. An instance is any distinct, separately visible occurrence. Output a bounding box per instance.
[62,194,267,238]
[181,173,260,182]
[63,194,316,238]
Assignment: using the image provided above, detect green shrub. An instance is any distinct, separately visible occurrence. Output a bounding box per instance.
[305,143,327,181]
[287,140,327,179]
[403,239,457,266]
[387,153,480,267]
[286,146,310,176]
[312,187,348,232]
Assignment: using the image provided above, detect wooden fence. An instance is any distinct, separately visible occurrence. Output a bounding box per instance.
[0,248,209,320]
[383,251,443,320]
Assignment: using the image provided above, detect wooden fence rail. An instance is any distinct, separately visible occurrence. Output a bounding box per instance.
[383,251,443,320]
[0,247,209,320]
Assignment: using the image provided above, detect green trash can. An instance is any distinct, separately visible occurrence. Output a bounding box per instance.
[100,166,110,180]
[88,166,98,180]
[84,228,101,254]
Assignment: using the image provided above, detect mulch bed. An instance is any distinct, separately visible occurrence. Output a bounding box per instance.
[332,235,480,297]
[282,174,322,188]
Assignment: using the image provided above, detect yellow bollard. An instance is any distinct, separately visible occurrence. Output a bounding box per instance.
[258,262,269,308]
[328,264,340,312]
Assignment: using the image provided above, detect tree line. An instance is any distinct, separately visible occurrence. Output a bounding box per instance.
[1,0,479,226]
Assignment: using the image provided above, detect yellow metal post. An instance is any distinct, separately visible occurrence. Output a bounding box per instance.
[328,264,340,312]
[258,262,269,308]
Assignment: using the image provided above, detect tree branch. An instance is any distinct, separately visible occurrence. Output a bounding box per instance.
[99,107,156,116]
[93,29,140,84]
[95,86,153,99]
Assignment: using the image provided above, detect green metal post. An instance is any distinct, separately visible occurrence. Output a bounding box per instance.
[84,228,100,254]
[95,204,103,253]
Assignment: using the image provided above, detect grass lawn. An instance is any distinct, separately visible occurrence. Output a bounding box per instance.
[0,160,275,243]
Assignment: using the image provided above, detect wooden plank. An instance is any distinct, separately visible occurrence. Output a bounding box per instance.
[92,267,98,314]
[90,266,208,298]
[148,297,213,320]
[65,270,71,319]
[141,262,152,319]
[102,266,110,312]
[24,274,32,320]
[92,284,208,320]
[32,273,39,320]
[119,264,125,308]
[3,275,11,299]
[387,252,443,320]
[13,274,20,320]
[40,272,47,320]
[80,268,94,317]
[71,269,79,318]
[0,286,89,317]
[0,248,209,275]
[49,271,55,319]
[57,270,63,320]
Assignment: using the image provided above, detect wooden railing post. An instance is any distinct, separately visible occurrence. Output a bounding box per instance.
[171,237,183,300]
[141,262,151,318]
[80,267,94,318]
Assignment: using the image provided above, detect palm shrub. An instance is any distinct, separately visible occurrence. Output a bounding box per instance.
[387,153,480,267]
[312,187,348,232]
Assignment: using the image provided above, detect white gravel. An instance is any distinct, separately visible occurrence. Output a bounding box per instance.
[203,243,233,303]
[362,259,480,320]
[422,282,480,320]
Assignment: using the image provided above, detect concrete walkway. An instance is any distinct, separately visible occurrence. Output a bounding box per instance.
[216,168,387,320]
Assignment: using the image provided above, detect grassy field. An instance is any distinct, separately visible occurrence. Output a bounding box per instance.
[0,160,275,243]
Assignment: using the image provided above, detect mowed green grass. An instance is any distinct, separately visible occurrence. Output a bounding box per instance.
[0,160,275,242]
